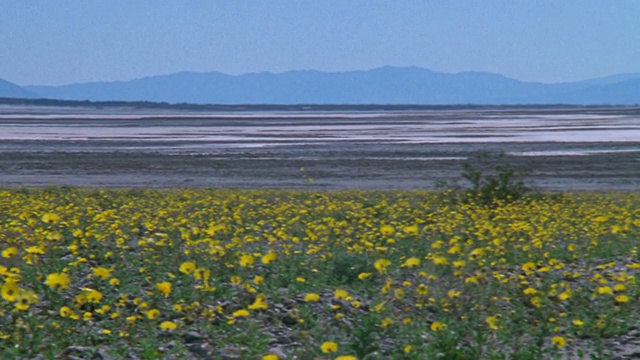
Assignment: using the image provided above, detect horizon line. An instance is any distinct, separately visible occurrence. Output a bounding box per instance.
[17,65,640,88]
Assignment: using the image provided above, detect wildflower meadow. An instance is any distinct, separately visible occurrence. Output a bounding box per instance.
[1,188,640,359]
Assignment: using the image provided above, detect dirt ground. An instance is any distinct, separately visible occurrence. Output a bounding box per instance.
[0,141,639,191]
[1,105,639,191]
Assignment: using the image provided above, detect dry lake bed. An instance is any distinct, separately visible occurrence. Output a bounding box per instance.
[1,104,639,191]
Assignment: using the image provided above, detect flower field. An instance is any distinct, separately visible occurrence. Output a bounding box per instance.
[1,188,640,359]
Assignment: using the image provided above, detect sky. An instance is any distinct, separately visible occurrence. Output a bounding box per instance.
[1,1,639,86]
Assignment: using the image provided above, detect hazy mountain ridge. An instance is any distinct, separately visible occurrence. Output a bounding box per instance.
[0,78,38,99]
[14,67,640,104]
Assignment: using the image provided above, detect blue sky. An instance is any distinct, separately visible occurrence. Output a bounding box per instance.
[2,1,639,86]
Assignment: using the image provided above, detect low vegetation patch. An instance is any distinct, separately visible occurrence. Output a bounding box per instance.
[438,152,535,207]
[1,188,640,359]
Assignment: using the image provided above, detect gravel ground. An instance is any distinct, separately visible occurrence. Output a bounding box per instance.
[1,105,639,191]
[0,141,639,191]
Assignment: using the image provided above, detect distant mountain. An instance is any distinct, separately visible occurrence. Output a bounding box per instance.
[574,73,640,86]
[24,67,640,105]
[0,78,37,99]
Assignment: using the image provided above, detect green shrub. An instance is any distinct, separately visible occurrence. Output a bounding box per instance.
[446,152,534,206]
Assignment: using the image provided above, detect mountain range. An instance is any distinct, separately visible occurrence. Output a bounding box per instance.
[0,78,38,99]
[1,66,640,105]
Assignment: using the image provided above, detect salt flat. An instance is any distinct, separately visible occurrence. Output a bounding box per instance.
[0,106,639,190]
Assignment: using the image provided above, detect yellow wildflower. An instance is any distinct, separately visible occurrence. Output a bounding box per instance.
[75,293,87,308]
[522,262,536,272]
[401,257,420,268]
[14,291,34,311]
[334,289,349,299]
[83,312,93,321]
[1,281,20,301]
[596,286,613,295]
[304,293,320,302]
[394,288,405,299]
[358,272,372,280]
[453,260,466,268]
[233,309,250,317]
[1,247,17,259]
[523,287,537,295]
[41,213,60,224]
[403,225,419,235]
[558,290,572,301]
[60,306,73,318]
[155,281,172,297]
[85,289,103,303]
[486,315,500,330]
[432,256,449,265]
[239,254,255,267]
[552,336,566,348]
[447,289,461,298]
[179,261,196,275]
[380,225,394,235]
[159,321,178,330]
[321,341,338,353]
[25,246,45,254]
[91,267,112,280]
[45,273,70,291]
[614,284,626,292]
[381,317,393,328]
[615,294,630,304]
[261,251,277,264]
[374,258,391,273]
[146,309,160,320]
[530,296,541,308]
[249,294,268,310]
